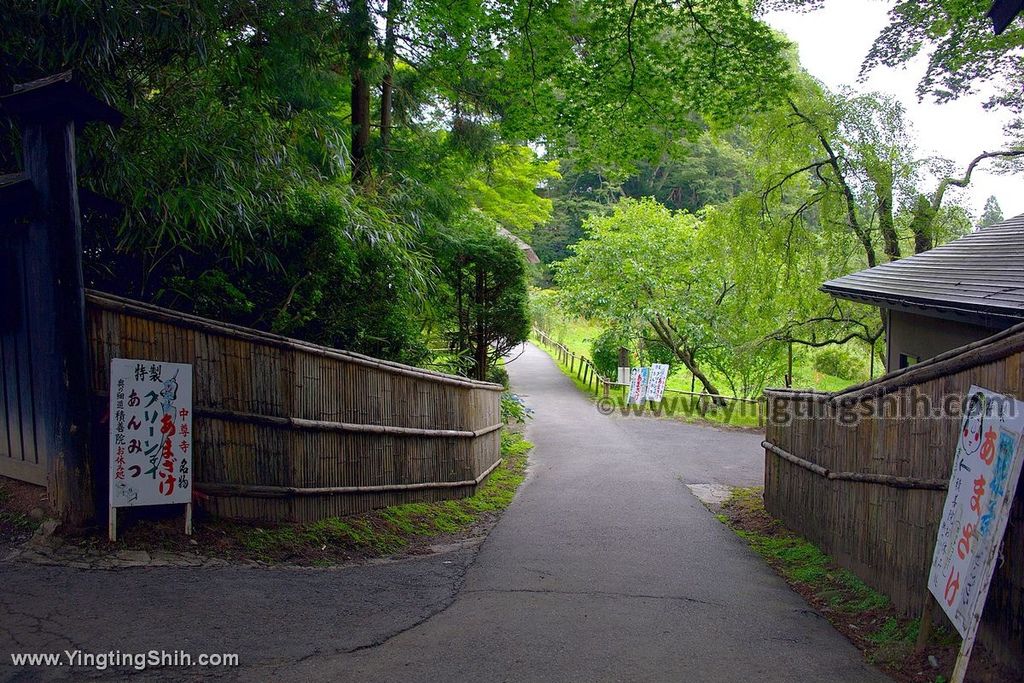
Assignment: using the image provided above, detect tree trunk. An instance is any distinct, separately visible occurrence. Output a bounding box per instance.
[875,173,900,261]
[648,315,725,405]
[787,100,876,267]
[909,194,935,254]
[474,264,488,380]
[676,345,726,407]
[348,0,372,184]
[380,0,399,152]
[454,256,465,360]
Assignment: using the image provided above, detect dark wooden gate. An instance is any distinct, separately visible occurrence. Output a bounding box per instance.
[0,174,44,484]
[0,73,121,524]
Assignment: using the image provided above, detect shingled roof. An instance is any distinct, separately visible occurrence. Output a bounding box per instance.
[821,212,1024,327]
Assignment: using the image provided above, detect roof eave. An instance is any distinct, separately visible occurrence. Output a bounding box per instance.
[821,285,1024,330]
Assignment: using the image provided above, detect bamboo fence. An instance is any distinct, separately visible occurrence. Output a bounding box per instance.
[84,291,503,522]
[763,321,1024,669]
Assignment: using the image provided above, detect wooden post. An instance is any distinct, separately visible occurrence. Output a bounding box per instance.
[1,73,122,527]
[786,342,793,388]
[869,338,876,379]
[914,594,934,654]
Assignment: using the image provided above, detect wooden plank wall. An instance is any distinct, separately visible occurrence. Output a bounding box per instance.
[0,233,46,486]
[763,325,1024,670]
[84,291,503,522]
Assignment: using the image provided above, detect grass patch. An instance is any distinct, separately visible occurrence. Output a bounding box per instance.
[535,312,868,397]
[718,486,963,683]
[0,477,45,547]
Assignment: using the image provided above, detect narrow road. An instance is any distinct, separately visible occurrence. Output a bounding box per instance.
[290,343,885,681]
[0,343,887,682]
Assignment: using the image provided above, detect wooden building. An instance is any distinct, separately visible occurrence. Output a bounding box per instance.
[822,213,1024,371]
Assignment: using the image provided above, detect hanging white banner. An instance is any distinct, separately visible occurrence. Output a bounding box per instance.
[645,364,670,403]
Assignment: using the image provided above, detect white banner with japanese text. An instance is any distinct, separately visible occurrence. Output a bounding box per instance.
[645,364,670,403]
[627,367,649,405]
[927,386,1024,637]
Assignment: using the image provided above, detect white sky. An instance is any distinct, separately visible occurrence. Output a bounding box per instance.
[763,1,1024,219]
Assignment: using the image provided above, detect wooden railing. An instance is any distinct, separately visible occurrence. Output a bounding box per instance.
[532,327,609,395]
[763,322,1024,670]
[532,326,765,426]
[83,292,503,522]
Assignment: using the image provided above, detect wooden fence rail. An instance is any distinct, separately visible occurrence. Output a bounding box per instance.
[73,291,504,522]
[532,326,765,425]
[532,327,610,395]
[763,321,1024,670]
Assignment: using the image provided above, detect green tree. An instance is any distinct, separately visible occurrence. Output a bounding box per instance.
[556,198,737,399]
[978,195,1005,227]
[862,1,1024,111]
[532,163,611,267]
[463,146,560,238]
[435,216,531,380]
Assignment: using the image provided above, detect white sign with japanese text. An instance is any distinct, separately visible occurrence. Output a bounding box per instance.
[109,359,193,508]
[927,386,1024,637]
[627,367,649,405]
[645,364,670,403]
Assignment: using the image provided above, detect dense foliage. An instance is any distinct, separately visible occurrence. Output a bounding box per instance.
[3,1,1019,390]
[542,49,1017,396]
[0,0,802,380]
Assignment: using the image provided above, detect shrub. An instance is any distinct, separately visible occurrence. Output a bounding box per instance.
[501,392,532,424]
[590,329,630,378]
[813,346,863,381]
[487,364,510,388]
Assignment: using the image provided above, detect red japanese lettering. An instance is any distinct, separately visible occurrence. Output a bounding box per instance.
[159,471,177,496]
[957,523,976,560]
[980,428,997,465]
[970,475,987,513]
[944,569,961,607]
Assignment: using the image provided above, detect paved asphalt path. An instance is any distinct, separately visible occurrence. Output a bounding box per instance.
[0,343,887,682]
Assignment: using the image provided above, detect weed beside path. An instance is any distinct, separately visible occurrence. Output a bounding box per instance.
[717,487,1017,683]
